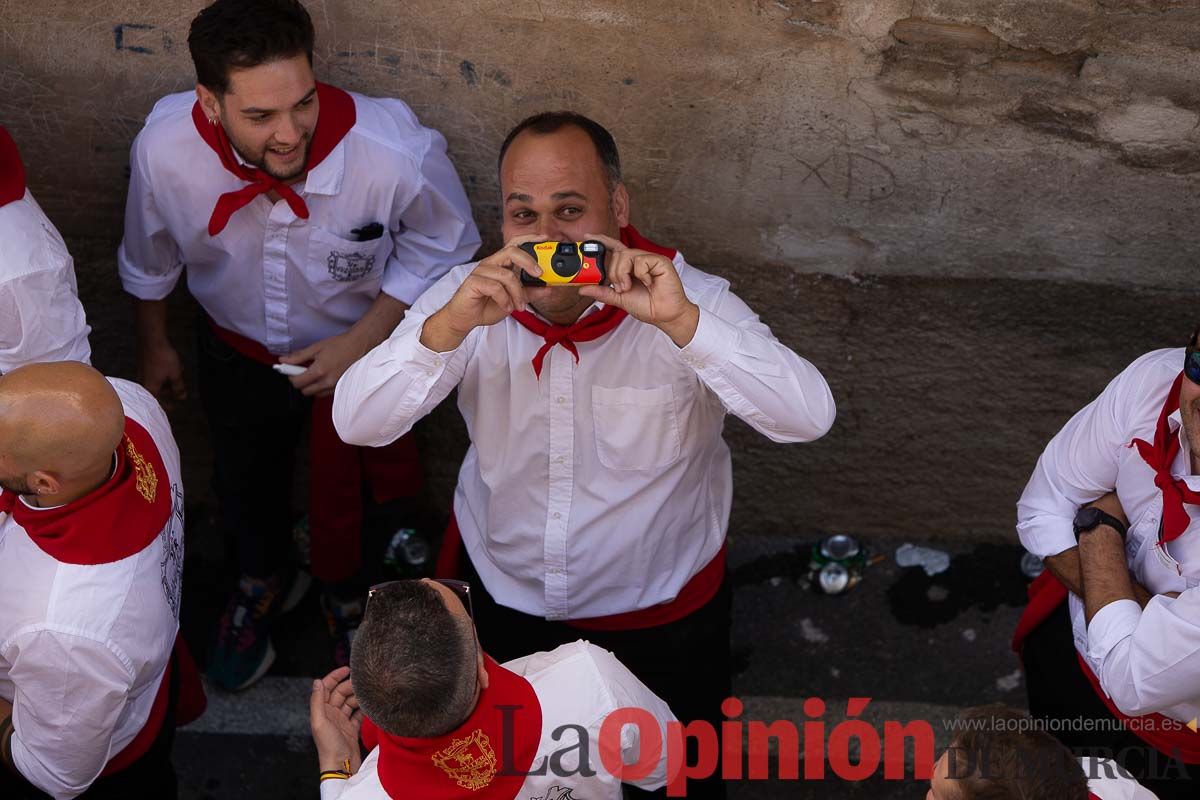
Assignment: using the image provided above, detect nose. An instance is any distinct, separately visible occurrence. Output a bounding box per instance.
[534,220,565,243]
[273,113,302,147]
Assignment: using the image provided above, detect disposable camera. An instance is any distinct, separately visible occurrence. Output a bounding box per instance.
[519,240,607,287]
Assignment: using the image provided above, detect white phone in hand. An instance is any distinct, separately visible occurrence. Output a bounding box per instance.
[272,363,308,377]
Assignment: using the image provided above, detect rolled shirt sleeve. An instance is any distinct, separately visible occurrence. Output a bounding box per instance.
[0,270,91,372]
[1086,590,1200,718]
[1016,358,1143,559]
[117,130,184,301]
[379,129,481,305]
[7,629,136,800]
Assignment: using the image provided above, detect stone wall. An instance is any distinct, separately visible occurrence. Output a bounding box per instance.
[3,0,1198,541]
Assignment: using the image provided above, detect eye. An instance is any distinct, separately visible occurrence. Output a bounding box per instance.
[297,96,315,108]
[511,210,534,221]
[558,206,583,218]
[248,114,271,124]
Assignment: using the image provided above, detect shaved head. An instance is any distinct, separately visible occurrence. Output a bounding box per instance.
[0,363,125,501]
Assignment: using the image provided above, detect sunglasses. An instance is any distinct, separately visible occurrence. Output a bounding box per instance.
[1187,329,1200,385]
[367,578,474,620]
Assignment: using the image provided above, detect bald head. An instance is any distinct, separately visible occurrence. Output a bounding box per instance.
[0,363,125,499]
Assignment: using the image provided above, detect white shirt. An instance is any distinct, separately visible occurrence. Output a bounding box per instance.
[1018,348,1200,722]
[0,379,185,799]
[1081,757,1160,799]
[334,253,835,619]
[320,640,677,800]
[118,90,481,354]
[0,189,91,371]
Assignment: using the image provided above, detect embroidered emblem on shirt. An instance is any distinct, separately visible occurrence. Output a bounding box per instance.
[531,787,583,800]
[126,437,158,503]
[327,250,375,281]
[432,728,498,791]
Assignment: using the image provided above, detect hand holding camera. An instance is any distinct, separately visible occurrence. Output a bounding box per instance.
[577,233,700,347]
[420,236,544,352]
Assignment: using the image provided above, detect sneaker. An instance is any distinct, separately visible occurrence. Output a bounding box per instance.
[208,574,289,691]
[321,591,364,668]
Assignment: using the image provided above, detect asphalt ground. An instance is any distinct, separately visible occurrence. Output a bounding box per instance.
[174,498,1031,800]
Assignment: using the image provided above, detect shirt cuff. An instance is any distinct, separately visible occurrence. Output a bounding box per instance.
[1085,598,1141,671]
[320,778,350,800]
[677,306,736,371]
[380,259,443,307]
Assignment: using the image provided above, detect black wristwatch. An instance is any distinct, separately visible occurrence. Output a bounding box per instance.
[1073,506,1128,542]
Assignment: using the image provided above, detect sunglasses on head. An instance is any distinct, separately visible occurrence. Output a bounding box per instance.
[367,578,474,620]
[1187,329,1200,385]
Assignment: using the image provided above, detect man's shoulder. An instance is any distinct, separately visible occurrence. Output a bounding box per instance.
[132,92,206,163]
[344,90,434,166]
[0,190,64,281]
[1111,347,1183,398]
[109,378,178,462]
[504,641,640,702]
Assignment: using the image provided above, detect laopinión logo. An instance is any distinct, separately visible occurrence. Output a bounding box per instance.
[495,696,936,797]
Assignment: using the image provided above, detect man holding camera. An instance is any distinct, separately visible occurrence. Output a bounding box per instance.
[117,0,480,689]
[1013,330,1200,799]
[334,111,836,798]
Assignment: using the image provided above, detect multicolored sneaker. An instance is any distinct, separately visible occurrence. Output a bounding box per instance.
[207,570,311,691]
[321,591,364,668]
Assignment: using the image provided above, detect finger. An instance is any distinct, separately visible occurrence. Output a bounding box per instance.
[280,344,318,366]
[474,264,531,307]
[322,666,352,688]
[578,285,627,309]
[482,242,541,278]
[473,278,516,315]
[631,255,656,290]
[310,678,328,723]
[606,248,635,293]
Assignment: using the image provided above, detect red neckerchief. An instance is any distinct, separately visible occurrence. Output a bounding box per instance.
[361,656,542,800]
[1130,371,1200,544]
[0,125,27,207]
[509,225,678,378]
[190,82,357,236]
[0,418,171,565]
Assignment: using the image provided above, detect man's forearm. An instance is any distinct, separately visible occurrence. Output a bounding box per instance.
[135,298,172,347]
[1079,527,1137,623]
[346,293,409,351]
[1043,548,1085,596]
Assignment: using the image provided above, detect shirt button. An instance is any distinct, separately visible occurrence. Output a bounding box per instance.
[553,512,562,520]
[556,396,566,404]
[555,456,565,463]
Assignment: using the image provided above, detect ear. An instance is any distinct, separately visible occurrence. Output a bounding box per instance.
[28,470,60,497]
[611,181,630,229]
[195,83,222,125]
[476,643,489,691]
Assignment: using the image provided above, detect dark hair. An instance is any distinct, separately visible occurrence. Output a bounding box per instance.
[349,581,478,738]
[498,111,622,189]
[188,0,315,94]
[946,705,1088,800]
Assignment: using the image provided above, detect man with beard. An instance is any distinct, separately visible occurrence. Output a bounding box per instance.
[0,363,191,799]
[333,111,836,798]
[118,0,480,690]
[0,126,91,372]
[1014,329,1200,799]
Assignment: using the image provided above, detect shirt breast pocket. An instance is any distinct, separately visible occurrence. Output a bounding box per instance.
[306,226,389,297]
[591,384,682,471]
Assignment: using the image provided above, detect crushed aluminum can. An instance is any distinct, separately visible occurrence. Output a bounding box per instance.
[809,534,867,595]
[818,562,852,594]
[1020,552,1045,580]
[895,543,951,576]
[384,528,430,572]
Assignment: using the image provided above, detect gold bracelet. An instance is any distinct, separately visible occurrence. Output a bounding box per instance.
[319,770,351,782]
